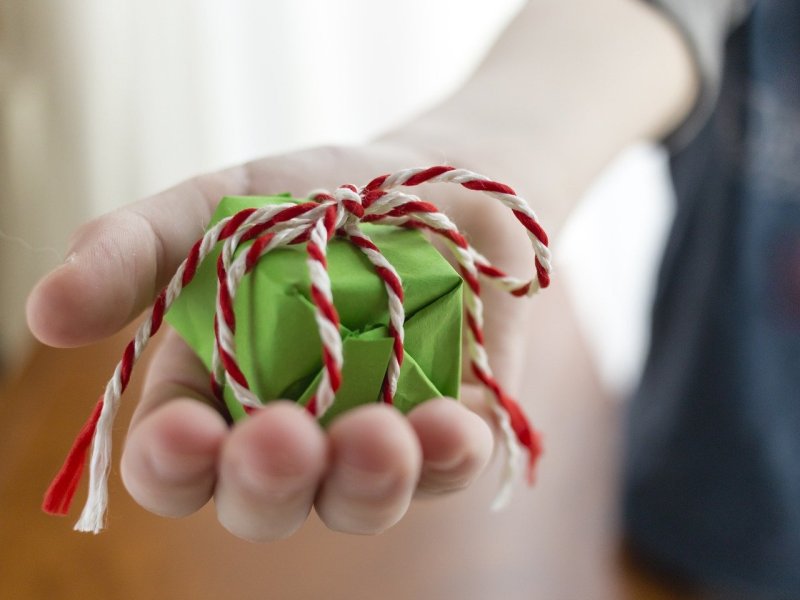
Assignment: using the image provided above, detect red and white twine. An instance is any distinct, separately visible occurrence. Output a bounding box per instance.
[43,165,552,533]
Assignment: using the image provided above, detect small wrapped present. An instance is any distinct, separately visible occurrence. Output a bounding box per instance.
[166,194,463,425]
[42,165,552,533]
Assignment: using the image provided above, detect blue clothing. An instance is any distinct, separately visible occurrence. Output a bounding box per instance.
[625,1,800,596]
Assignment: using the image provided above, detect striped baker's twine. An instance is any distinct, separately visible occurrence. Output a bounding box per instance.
[42,165,552,533]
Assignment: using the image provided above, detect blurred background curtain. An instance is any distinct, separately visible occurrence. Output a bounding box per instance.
[0,0,672,395]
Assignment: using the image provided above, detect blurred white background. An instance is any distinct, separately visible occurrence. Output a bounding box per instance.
[0,0,673,395]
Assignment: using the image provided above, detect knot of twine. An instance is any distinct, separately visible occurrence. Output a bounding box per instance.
[43,165,552,533]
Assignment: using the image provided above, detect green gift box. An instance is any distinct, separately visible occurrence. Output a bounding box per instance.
[166,195,463,424]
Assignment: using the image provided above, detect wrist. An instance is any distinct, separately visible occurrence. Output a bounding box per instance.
[377,114,574,231]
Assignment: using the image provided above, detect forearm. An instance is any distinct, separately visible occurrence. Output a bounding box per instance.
[383,0,697,228]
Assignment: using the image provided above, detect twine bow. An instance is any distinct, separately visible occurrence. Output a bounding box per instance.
[43,165,552,533]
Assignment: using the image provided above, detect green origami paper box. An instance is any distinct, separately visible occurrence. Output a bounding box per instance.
[166,195,463,425]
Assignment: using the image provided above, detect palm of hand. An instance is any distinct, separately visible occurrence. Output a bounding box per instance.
[29,143,538,540]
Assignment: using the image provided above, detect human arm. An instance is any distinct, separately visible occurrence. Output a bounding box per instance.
[384,0,698,228]
[28,0,697,540]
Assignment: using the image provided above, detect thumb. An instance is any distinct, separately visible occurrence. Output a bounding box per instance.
[27,167,249,347]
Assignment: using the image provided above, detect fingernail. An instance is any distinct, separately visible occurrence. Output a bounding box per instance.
[148,446,211,486]
[235,456,306,501]
[236,464,276,497]
[426,451,467,473]
[335,460,398,500]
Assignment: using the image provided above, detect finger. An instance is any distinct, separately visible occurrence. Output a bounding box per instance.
[27,166,250,348]
[468,287,536,386]
[407,398,493,496]
[120,399,227,518]
[215,402,327,542]
[314,404,421,535]
[121,330,228,517]
[415,182,537,388]
[132,329,223,428]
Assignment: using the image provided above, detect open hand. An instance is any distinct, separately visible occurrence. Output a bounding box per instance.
[28,143,535,541]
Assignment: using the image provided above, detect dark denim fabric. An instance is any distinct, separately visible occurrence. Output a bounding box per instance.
[625,1,800,596]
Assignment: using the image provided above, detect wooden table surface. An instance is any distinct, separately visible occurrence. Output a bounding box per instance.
[0,282,690,600]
